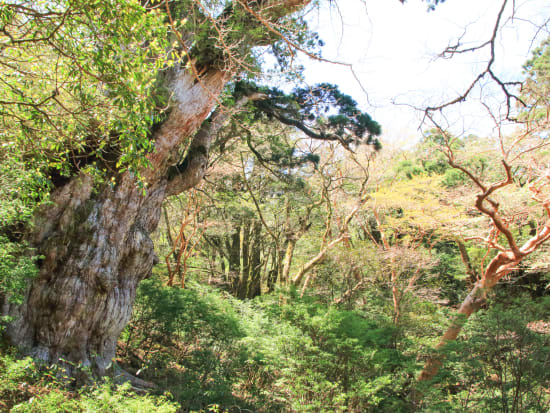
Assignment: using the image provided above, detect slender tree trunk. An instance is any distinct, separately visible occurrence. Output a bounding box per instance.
[291,234,346,286]
[237,222,250,299]
[281,239,297,285]
[163,205,182,286]
[391,267,401,324]
[417,249,524,382]
[247,220,263,298]
[413,155,550,406]
[417,282,487,383]
[229,220,263,299]
[300,270,315,297]
[265,247,280,292]
[291,184,368,289]
[456,239,477,284]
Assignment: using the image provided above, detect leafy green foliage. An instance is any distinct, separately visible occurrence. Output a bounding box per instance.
[0,158,50,230]
[0,237,39,307]
[235,81,381,150]
[255,292,411,412]
[121,278,248,411]
[0,0,170,186]
[0,0,172,312]
[174,0,323,76]
[0,2,548,413]
[0,351,178,412]
[0,157,44,306]
[420,296,550,412]
[122,278,417,412]
[442,168,468,188]
[395,160,425,179]
[11,381,178,413]
[522,36,550,123]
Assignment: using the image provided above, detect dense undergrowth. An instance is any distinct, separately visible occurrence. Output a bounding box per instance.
[1,276,549,412]
[1,2,550,412]
[120,278,415,412]
[0,350,178,412]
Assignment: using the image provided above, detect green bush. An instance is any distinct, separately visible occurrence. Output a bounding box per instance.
[123,280,416,412]
[122,279,251,411]
[11,381,178,413]
[0,351,179,412]
[420,296,550,412]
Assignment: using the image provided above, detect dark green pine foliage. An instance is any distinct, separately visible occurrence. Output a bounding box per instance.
[235,81,382,151]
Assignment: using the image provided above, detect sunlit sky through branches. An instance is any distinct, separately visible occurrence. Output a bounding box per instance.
[300,0,550,144]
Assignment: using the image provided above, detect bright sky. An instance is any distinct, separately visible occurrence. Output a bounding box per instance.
[301,0,550,143]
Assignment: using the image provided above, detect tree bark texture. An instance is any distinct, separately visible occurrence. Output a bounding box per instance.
[418,225,550,382]
[227,220,264,299]
[0,0,315,374]
[2,69,227,374]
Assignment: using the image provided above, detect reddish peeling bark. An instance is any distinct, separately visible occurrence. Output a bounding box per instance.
[417,158,550,383]
[417,252,517,382]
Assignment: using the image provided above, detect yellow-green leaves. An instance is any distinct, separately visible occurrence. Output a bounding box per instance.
[0,0,172,186]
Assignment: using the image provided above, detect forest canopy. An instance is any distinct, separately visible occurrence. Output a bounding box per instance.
[0,0,549,412]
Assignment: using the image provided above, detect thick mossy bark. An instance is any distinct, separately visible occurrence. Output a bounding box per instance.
[0,0,314,376]
[1,69,227,374]
[4,174,165,374]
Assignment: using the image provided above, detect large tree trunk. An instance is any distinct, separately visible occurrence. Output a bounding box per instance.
[1,69,227,374]
[0,0,313,376]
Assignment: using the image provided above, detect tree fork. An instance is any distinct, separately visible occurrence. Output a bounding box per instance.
[416,155,550,384]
